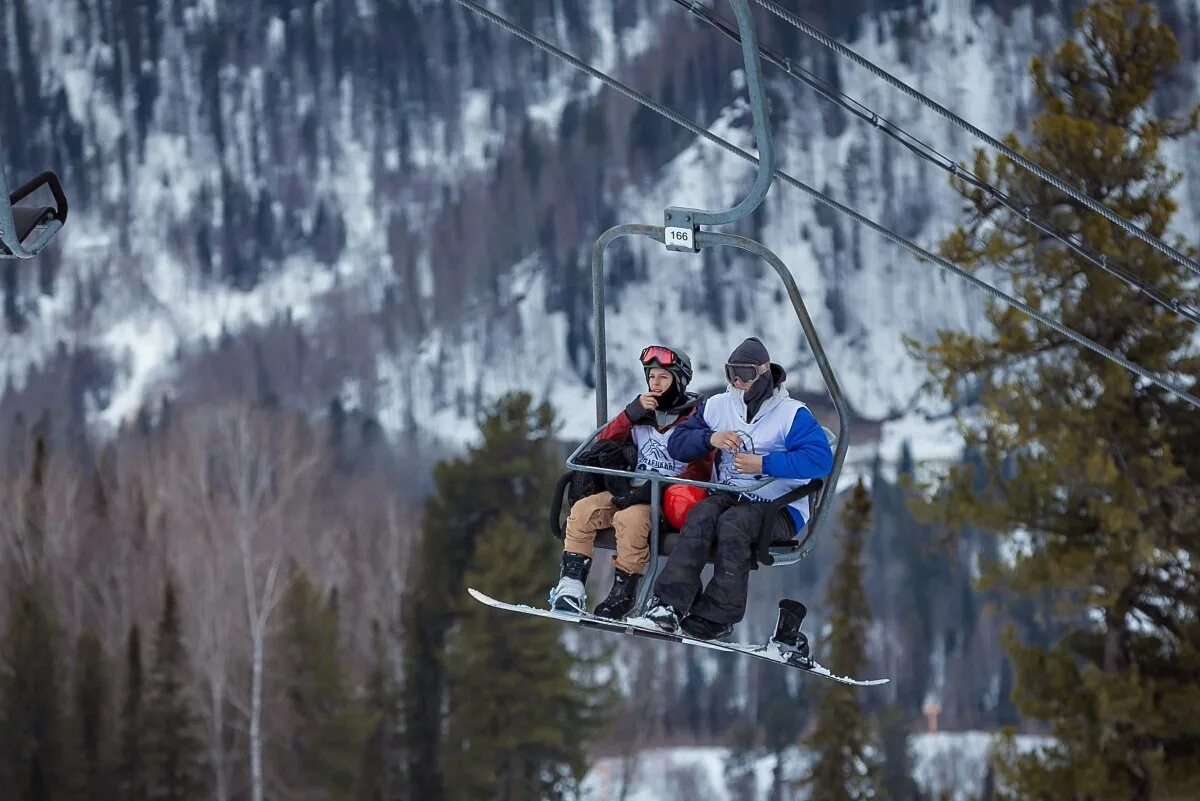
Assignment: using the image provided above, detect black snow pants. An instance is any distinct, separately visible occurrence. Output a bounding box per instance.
[652,492,795,625]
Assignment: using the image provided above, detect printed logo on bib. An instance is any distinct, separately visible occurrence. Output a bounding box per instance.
[637,438,677,474]
[716,431,759,485]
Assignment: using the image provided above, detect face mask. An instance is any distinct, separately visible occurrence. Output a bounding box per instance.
[659,387,683,410]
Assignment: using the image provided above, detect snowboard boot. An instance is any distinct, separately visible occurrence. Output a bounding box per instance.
[548,552,591,614]
[593,568,641,620]
[772,599,812,667]
[680,614,733,641]
[644,598,683,633]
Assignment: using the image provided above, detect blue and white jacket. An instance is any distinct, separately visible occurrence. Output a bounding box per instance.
[666,384,834,531]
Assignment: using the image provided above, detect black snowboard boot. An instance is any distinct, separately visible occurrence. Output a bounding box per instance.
[549,552,591,613]
[680,614,733,641]
[593,568,641,620]
[772,599,812,667]
[644,598,683,633]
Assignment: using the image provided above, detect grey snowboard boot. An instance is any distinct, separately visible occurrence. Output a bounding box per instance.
[594,568,641,620]
[772,599,812,667]
[549,552,591,613]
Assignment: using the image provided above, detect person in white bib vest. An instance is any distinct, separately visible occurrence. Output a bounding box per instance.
[645,337,834,641]
[550,345,714,619]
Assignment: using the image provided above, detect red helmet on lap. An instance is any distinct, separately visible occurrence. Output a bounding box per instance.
[664,484,708,530]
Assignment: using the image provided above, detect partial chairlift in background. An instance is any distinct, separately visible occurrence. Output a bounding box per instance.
[0,150,68,259]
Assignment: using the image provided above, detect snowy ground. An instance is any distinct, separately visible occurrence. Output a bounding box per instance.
[581,731,1053,801]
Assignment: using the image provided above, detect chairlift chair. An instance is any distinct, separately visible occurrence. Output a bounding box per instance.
[547,0,851,618]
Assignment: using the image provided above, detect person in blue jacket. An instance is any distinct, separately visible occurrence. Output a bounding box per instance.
[645,337,834,641]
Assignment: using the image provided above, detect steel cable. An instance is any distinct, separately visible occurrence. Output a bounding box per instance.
[753,0,1200,281]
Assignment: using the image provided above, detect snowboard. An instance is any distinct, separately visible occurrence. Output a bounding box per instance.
[467,588,889,687]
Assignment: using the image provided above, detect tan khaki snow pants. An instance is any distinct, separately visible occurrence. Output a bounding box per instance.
[563,491,653,575]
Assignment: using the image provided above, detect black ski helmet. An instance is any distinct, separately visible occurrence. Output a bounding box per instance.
[640,345,693,393]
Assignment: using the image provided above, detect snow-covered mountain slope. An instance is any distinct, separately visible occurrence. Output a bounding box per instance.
[4,0,1200,472]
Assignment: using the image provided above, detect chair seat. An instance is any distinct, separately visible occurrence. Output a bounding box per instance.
[550,473,811,567]
[591,526,799,560]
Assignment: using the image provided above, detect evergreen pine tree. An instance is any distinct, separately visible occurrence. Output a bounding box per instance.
[922,1,1200,797]
[723,722,760,801]
[72,630,113,801]
[402,392,566,800]
[117,625,147,801]
[758,665,804,801]
[357,619,404,801]
[442,514,608,801]
[800,480,886,801]
[878,703,920,801]
[281,571,371,801]
[143,581,206,801]
[0,579,64,801]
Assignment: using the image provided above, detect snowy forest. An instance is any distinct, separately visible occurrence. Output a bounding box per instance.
[2,0,1199,799]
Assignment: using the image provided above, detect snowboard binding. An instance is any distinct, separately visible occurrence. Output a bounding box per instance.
[772,599,813,669]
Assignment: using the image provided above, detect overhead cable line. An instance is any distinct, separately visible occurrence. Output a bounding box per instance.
[752,0,1200,282]
[452,0,1200,409]
[673,0,1200,326]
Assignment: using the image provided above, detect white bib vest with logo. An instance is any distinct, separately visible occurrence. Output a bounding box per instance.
[632,425,689,476]
[703,390,812,526]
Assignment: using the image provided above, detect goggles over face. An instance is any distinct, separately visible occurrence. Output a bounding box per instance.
[640,345,680,367]
[725,362,769,384]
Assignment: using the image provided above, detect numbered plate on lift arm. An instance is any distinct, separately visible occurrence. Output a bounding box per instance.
[664,208,699,252]
[664,225,697,251]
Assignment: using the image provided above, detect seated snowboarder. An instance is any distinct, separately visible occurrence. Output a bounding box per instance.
[550,345,712,619]
[645,337,833,648]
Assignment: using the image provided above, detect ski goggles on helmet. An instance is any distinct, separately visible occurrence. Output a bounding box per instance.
[725,362,768,384]
[640,345,681,367]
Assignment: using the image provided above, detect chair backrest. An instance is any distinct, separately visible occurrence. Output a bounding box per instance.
[13,206,55,241]
[809,426,838,518]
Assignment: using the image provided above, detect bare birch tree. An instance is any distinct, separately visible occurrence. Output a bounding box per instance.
[162,402,324,801]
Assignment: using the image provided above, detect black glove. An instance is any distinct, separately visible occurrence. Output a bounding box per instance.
[624,396,654,423]
[610,482,653,509]
[603,475,633,497]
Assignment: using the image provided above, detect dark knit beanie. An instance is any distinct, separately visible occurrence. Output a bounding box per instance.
[728,337,770,365]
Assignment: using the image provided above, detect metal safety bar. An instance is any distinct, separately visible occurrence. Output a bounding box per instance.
[565,425,778,495]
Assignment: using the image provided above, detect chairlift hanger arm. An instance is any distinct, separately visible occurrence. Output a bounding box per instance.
[664,0,774,251]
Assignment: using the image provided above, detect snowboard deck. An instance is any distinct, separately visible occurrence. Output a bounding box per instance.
[467,588,889,687]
